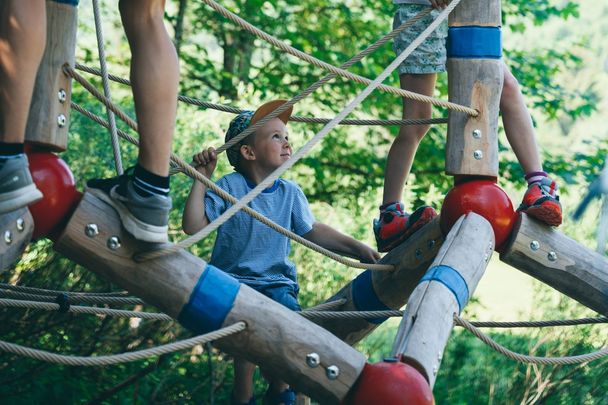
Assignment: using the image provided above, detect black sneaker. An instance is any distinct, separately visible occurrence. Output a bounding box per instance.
[0,155,43,214]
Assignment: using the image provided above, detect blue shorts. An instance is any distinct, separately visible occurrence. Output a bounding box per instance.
[393,4,448,75]
[249,283,301,312]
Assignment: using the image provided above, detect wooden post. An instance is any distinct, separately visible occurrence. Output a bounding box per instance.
[445,0,502,177]
[0,208,34,272]
[54,193,366,404]
[391,213,494,387]
[313,218,444,344]
[501,213,608,316]
[25,0,78,151]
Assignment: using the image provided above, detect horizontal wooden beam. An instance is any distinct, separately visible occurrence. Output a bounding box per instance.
[0,208,34,272]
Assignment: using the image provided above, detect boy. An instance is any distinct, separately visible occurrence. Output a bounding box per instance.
[1,0,178,244]
[374,0,563,252]
[182,100,380,405]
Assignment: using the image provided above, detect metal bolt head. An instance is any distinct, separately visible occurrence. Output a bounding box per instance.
[432,366,438,375]
[306,353,320,368]
[530,240,540,251]
[326,365,340,380]
[415,248,422,260]
[107,236,121,250]
[547,251,557,261]
[472,129,482,139]
[57,114,67,128]
[16,218,25,232]
[57,89,67,103]
[427,239,435,250]
[85,224,99,238]
[473,150,483,160]
[4,230,13,244]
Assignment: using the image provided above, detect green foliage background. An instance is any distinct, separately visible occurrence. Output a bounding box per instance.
[1,0,607,403]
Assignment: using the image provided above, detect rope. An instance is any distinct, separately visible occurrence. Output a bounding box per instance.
[92,0,123,175]
[0,289,143,306]
[69,98,394,271]
[0,283,129,297]
[303,299,348,312]
[201,0,477,117]
[138,1,460,263]
[455,315,608,365]
[0,322,245,366]
[74,63,447,128]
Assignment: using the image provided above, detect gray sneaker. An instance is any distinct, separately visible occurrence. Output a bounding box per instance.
[86,172,171,243]
[0,155,43,214]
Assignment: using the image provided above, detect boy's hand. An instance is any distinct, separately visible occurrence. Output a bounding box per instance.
[192,147,217,178]
[358,244,381,264]
[430,0,451,9]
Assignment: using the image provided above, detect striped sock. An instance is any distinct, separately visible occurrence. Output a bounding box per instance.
[132,164,170,198]
[525,171,548,186]
[0,142,24,159]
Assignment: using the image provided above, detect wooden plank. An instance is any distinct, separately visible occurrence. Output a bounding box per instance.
[449,0,501,27]
[313,218,444,344]
[25,1,78,151]
[391,213,494,387]
[501,213,608,316]
[0,208,34,272]
[55,193,366,403]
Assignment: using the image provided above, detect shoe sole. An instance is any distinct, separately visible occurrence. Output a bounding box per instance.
[0,184,43,214]
[87,187,169,243]
[522,203,562,227]
[378,207,437,252]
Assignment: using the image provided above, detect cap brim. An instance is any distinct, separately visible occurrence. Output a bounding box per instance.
[250,99,293,127]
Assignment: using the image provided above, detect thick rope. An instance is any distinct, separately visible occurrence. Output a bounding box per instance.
[201,0,477,117]
[92,0,123,175]
[0,322,245,366]
[0,283,129,297]
[70,100,394,272]
[455,315,608,365]
[0,289,143,306]
[138,0,461,263]
[303,299,348,312]
[74,63,447,128]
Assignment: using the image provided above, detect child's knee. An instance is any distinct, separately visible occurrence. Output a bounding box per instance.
[397,125,429,144]
[501,68,521,102]
[119,0,166,31]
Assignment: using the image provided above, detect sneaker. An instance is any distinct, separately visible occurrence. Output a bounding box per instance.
[518,177,562,227]
[86,171,171,243]
[373,203,437,252]
[0,155,43,214]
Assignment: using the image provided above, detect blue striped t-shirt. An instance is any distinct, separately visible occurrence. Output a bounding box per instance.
[205,172,315,289]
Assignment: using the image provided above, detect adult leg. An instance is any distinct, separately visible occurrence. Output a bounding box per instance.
[233,358,256,404]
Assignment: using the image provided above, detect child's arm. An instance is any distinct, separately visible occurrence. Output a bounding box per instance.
[303,222,381,263]
[182,147,217,235]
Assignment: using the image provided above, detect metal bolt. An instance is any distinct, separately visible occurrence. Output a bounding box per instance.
[306,353,320,368]
[547,251,557,262]
[530,240,540,251]
[16,218,25,232]
[472,129,482,139]
[415,248,423,260]
[326,365,340,380]
[57,89,67,103]
[4,230,13,244]
[57,114,67,128]
[432,366,438,375]
[437,352,443,361]
[473,150,483,160]
[107,236,121,250]
[427,239,435,250]
[85,224,99,238]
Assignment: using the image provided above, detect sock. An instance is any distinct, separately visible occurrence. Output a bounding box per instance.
[0,142,25,159]
[525,171,548,186]
[132,164,170,198]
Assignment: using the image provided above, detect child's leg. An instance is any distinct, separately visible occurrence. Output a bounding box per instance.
[0,1,45,214]
[233,358,256,403]
[500,61,562,226]
[118,0,179,177]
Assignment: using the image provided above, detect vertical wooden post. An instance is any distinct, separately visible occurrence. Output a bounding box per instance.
[391,213,494,387]
[445,0,502,177]
[25,0,78,151]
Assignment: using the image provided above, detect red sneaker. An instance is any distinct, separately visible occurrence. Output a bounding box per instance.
[373,203,437,252]
[518,177,562,226]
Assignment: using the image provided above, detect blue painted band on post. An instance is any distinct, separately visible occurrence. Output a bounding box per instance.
[178,264,241,334]
[51,0,80,6]
[352,270,390,324]
[419,265,469,313]
[447,26,502,59]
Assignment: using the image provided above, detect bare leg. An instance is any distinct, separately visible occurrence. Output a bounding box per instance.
[233,358,256,403]
[500,61,543,174]
[382,73,436,205]
[0,0,46,142]
[119,0,179,177]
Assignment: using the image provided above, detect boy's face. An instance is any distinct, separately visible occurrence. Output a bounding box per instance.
[246,118,292,170]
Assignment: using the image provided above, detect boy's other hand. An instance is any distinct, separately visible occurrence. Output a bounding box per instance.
[430,0,451,9]
[358,245,381,264]
[192,147,217,178]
